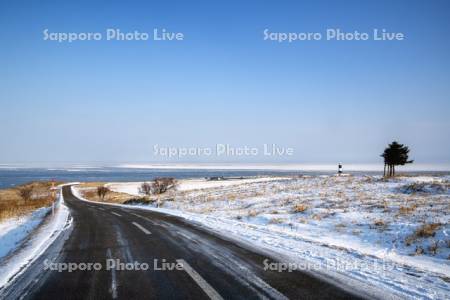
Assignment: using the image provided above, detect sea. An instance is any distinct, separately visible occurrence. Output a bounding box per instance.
[0,166,447,189]
[0,168,301,189]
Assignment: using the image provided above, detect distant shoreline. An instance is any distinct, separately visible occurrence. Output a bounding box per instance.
[1,163,450,172]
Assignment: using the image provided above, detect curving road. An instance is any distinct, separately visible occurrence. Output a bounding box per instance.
[0,186,367,300]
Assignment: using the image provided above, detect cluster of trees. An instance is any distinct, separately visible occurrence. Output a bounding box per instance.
[139,177,176,196]
[381,141,413,177]
[97,186,110,201]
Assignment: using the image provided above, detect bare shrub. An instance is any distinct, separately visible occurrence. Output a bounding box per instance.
[97,186,110,201]
[139,182,152,196]
[19,186,33,202]
[152,177,176,194]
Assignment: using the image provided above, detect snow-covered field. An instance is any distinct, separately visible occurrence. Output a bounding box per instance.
[98,174,450,299]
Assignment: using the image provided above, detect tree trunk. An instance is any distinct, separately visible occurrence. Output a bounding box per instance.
[392,165,395,177]
[383,164,386,177]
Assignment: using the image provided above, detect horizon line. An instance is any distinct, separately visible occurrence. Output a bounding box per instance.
[1,162,450,172]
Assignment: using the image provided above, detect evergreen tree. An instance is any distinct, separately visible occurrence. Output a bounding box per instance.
[381,141,413,176]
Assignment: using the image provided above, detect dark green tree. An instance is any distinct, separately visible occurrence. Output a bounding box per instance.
[381,141,413,177]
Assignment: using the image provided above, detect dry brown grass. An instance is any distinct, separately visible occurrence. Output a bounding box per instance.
[374,220,385,226]
[77,182,139,204]
[247,210,259,217]
[406,223,442,247]
[311,214,322,221]
[292,204,308,213]
[398,205,417,215]
[415,223,441,238]
[269,217,284,224]
[0,181,58,221]
[79,185,135,204]
[226,193,237,200]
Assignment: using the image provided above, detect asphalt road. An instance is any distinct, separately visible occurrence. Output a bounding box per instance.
[0,186,367,300]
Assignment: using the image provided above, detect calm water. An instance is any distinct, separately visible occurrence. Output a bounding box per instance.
[1,168,447,189]
[0,168,309,189]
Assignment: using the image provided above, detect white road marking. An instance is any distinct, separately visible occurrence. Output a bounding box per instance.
[132,222,152,235]
[142,217,158,226]
[111,212,122,217]
[130,213,159,226]
[176,259,224,300]
[106,249,118,299]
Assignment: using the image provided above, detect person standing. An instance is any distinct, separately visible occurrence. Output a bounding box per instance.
[338,163,343,175]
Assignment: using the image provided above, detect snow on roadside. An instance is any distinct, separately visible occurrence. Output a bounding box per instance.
[0,189,71,289]
[0,208,50,260]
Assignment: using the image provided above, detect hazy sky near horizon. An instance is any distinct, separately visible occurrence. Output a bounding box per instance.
[0,0,449,164]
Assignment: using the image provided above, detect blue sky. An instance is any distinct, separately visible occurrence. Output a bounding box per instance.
[0,0,449,164]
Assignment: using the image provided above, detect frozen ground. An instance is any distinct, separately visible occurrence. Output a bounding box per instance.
[95,174,450,299]
[0,189,71,289]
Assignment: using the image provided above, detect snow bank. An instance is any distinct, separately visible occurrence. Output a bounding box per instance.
[0,189,71,289]
[0,208,50,260]
[106,177,284,196]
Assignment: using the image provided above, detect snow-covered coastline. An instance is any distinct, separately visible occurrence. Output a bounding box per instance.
[75,175,450,299]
